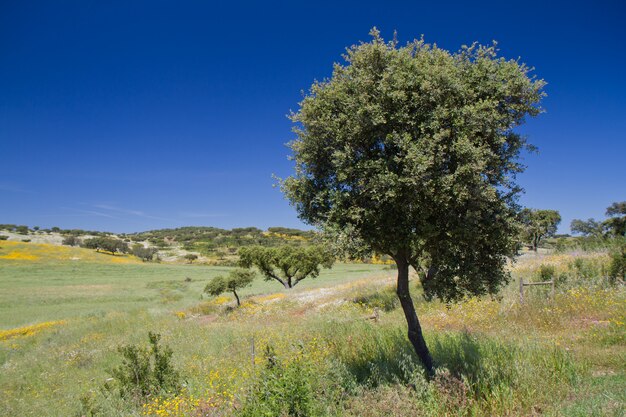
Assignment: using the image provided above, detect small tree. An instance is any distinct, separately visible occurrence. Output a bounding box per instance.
[82,237,129,254]
[204,269,256,306]
[132,244,159,262]
[604,201,626,237]
[519,209,561,251]
[238,245,334,289]
[184,253,198,264]
[62,235,81,247]
[570,218,604,238]
[280,30,545,375]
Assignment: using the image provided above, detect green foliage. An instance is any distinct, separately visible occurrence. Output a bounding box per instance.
[183,253,198,263]
[570,201,626,239]
[604,201,626,237]
[82,237,129,254]
[110,332,181,400]
[62,235,81,246]
[204,268,256,306]
[608,245,626,284]
[537,264,556,282]
[15,225,30,234]
[281,28,545,302]
[0,235,8,241]
[239,245,334,288]
[131,244,158,262]
[352,285,399,312]
[570,218,604,238]
[240,345,314,417]
[519,208,561,251]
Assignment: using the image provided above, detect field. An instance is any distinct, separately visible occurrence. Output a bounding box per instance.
[0,242,624,416]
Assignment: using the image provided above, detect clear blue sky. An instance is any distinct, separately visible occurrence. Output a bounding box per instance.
[1,1,624,233]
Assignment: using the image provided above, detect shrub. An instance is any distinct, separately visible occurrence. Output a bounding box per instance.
[537,264,556,282]
[62,235,81,246]
[0,235,8,241]
[21,239,31,243]
[184,253,198,263]
[240,345,314,417]
[131,244,158,262]
[110,332,182,401]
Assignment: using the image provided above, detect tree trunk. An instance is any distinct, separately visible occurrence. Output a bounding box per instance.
[395,257,435,377]
[233,290,240,306]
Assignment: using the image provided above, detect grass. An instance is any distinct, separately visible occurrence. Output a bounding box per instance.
[0,243,624,416]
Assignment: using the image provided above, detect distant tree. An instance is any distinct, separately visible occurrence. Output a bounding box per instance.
[238,245,334,289]
[132,244,159,262]
[570,201,626,238]
[33,226,40,231]
[51,227,61,233]
[519,209,561,251]
[604,201,626,237]
[62,235,81,247]
[570,218,604,237]
[15,225,29,234]
[204,269,256,306]
[184,254,198,264]
[82,237,129,254]
[279,30,545,374]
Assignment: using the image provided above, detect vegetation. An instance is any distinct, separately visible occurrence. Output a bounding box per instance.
[520,208,562,251]
[110,332,182,400]
[280,29,545,374]
[204,269,256,306]
[183,253,198,264]
[131,244,159,262]
[239,245,334,289]
[62,235,81,246]
[571,201,626,238]
[82,237,130,254]
[0,246,624,416]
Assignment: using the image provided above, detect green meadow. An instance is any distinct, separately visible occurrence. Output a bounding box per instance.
[0,243,624,416]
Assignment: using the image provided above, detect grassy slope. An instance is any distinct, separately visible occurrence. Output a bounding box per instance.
[0,242,624,416]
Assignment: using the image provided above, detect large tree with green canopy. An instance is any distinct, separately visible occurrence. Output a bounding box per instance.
[280,29,545,375]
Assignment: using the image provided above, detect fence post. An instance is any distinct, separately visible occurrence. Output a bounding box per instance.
[251,336,255,367]
[551,277,555,301]
[519,277,524,304]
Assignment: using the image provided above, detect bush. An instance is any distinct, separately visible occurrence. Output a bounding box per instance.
[131,244,158,262]
[537,264,556,282]
[240,345,314,417]
[0,235,8,241]
[62,235,81,246]
[352,285,399,312]
[110,332,182,401]
[21,239,31,243]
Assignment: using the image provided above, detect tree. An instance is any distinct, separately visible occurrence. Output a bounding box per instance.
[519,209,561,251]
[204,269,256,306]
[184,253,198,263]
[604,201,626,237]
[238,245,334,289]
[570,218,604,237]
[132,244,159,262]
[62,235,81,247]
[82,237,129,254]
[569,201,625,238]
[280,29,545,375]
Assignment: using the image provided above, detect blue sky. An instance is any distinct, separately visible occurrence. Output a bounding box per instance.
[1,1,624,233]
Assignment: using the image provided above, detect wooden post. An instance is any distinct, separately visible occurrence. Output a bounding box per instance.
[519,277,524,304]
[251,336,255,367]
[551,277,555,301]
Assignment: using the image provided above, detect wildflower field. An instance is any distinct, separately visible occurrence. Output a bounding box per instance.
[0,243,624,416]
